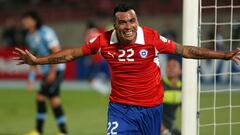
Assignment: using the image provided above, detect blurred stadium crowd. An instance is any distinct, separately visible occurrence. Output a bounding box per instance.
[0,0,183,83]
[0,0,240,84]
[0,0,183,47]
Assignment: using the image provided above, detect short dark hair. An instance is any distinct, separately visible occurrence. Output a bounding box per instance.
[113,4,134,17]
[22,11,43,29]
[167,57,182,66]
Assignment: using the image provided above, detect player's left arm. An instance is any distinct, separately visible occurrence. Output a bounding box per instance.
[27,65,38,91]
[174,43,240,64]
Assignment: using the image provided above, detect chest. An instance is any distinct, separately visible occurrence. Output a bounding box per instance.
[29,34,42,47]
[101,44,157,66]
[27,34,49,55]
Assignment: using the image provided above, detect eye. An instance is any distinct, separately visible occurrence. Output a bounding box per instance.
[118,20,126,25]
[130,18,136,23]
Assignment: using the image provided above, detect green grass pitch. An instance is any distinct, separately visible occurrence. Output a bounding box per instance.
[0,88,108,135]
[199,91,240,135]
[0,88,239,135]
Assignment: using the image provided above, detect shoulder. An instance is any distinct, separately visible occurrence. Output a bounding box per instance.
[141,26,159,44]
[162,77,169,84]
[39,26,56,35]
[40,25,54,31]
[142,26,158,36]
[39,26,59,40]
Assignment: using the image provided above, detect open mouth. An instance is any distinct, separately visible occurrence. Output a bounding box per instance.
[124,30,134,37]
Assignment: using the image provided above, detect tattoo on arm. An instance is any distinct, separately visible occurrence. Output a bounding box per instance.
[175,43,184,55]
[180,45,227,59]
[174,42,229,59]
[48,56,66,63]
[187,47,210,59]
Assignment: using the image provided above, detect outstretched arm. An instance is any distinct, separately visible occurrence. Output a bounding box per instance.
[13,47,84,65]
[174,43,240,64]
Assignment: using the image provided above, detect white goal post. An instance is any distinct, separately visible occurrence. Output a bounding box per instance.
[182,0,199,135]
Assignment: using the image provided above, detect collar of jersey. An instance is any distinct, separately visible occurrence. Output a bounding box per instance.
[163,77,182,87]
[110,26,145,45]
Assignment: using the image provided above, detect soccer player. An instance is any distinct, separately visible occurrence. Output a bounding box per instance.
[161,58,182,135]
[84,20,110,95]
[14,4,240,135]
[20,11,67,135]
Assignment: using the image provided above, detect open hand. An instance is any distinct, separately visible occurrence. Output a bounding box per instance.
[225,48,240,65]
[13,48,38,65]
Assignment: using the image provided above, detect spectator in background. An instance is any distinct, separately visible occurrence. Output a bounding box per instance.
[233,25,240,51]
[159,18,180,77]
[161,18,177,41]
[94,0,113,17]
[2,17,26,48]
[21,11,68,135]
[208,25,225,51]
[84,20,110,95]
[234,25,240,41]
[161,58,182,135]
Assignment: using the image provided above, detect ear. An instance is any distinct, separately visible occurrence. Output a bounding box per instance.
[113,17,118,29]
[113,23,116,29]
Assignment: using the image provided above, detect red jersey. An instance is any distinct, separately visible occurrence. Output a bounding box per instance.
[82,26,176,107]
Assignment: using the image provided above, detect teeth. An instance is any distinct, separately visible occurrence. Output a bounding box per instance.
[125,31,133,36]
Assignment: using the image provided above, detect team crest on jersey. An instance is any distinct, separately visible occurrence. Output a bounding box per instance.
[139,49,148,58]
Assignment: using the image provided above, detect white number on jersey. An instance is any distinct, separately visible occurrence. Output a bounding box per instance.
[118,48,134,62]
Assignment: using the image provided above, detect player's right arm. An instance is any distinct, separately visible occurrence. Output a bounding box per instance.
[14,33,101,65]
[13,47,84,65]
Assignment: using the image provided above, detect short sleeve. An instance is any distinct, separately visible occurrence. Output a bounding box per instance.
[81,36,101,55]
[25,34,37,54]
[154,34,176,54]
[43,28,60,48]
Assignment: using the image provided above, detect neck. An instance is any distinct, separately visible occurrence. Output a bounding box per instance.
[167,77,179,86]
[117,36,137,45]
[30,28,37,33]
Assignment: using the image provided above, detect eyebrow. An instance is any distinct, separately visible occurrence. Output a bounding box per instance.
[118,18,136,22]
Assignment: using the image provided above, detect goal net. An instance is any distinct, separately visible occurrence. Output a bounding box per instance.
[198,0,240,135]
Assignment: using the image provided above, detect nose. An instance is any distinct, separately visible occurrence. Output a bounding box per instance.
[125,22,131,29]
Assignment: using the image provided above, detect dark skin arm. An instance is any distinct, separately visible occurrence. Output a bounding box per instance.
[13,43,240,65]
[174,43,240,64]
[13,47,84,65]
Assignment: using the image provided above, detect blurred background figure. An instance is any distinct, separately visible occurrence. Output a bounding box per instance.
[207,25,225,51]
[161,18,177,41]
[159,18,181,77]
[161,58,182,135]
[83,20,110,95]
[21,11,67,135]
[2,17,26,48]
[234,25,240,40]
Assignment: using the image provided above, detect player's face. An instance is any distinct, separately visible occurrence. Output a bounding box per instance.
[114,10,138,44]
[166,59,181,79]
[21,17,36,32]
